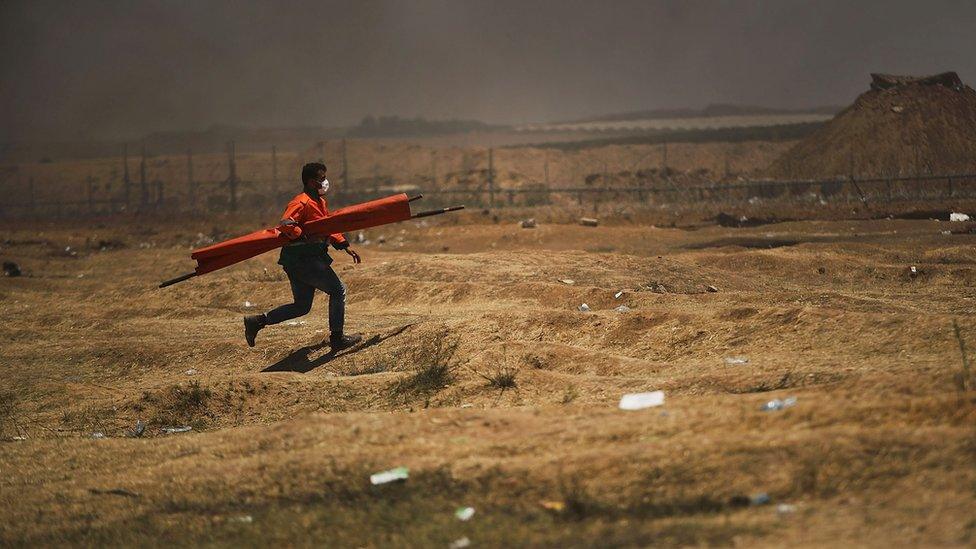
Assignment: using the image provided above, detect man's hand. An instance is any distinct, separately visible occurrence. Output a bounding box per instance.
[345,248,362,264]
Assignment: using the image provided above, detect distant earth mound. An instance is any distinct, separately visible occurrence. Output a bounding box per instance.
[768,72,976,179]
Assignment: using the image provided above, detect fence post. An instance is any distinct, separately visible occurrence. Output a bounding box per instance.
[487,148,495,207]
[187,147,195,209]
[122,144,131,210]
[140,144,148,208]
[227,140,238,212]
[29,177,36,216]
[271,144,278,193]
[87,175,94,215]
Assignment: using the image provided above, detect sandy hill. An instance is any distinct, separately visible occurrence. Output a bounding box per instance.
[768,72,976,179]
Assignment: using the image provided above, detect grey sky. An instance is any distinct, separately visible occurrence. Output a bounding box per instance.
[1,0,974,141]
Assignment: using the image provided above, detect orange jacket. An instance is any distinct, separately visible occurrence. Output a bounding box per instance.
[278,192,348,248]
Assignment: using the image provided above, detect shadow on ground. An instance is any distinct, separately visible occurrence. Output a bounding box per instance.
[261,324,414,373]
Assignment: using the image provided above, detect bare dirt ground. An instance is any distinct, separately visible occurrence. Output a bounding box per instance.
[1,212,975,546]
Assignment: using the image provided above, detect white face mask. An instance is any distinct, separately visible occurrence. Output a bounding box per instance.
[319,178,330,194]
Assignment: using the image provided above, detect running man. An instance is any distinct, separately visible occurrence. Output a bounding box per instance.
[244,162,362,350]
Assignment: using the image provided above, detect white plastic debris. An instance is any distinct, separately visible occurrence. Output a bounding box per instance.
[941,230,952,236]
[455,506,475,521]
[230,515,253,523]
[127,420,146,438]
[579,217,599,227]
[559,279,575,285]
[12,435,27,441]
[776,503,797,515]
[760,397,797,412]
[161,426,193,434]
[706,285,719,293]
[449,537,471,549]
[614,305,631,313]
[619,391,665,410]
[91,432,105,439]
[185,369,198,375]
[578,303,591,312]
[724,356,749,365]
[950,212,970,222]
[370,466,409,485]
[285,321,307,327]
[614,290,624,299]
[243,301,255,308]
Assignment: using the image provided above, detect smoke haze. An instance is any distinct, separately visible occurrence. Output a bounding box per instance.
[2,0,974,142]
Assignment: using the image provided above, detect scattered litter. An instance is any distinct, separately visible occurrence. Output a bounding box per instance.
[285,321,307,327]
[76,273,85,278]
[161,426,193,434]
[724,356,749,365]
[909,265,918,278]
[460,403,473,408]
[760,397,797,412]
[230,515,253,523]
[455,506,475,521]
[941,230,952,235]
[356,231,366,243]
[3,261,22,277]
[91,432,106,439]
[891,105,905,113]
[950,212,970,222]
[185,369,198,376]
[449,537,471,549]
[540,500,565,512]
[579,217,599,227]
[614,290,624,299]
[127,420,146,438]
[89,488,140,498]
[315,329,324,334]
[706,285,719,293]
[243,300,255,308]
[12,435,27,441]
[614,305,631,313]
[558,279,575,285]
[370,466,409,485]
[578,303,590,312]
[520,218,537,229]
[776,503,797,515]
[750,492,771,505]
[619,391,665,410]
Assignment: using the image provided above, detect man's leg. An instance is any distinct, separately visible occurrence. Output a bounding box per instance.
[291,260,359,349]
[244,270,315,347]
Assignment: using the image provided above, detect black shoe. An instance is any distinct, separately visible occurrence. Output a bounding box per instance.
[244,314,265,347]
[330,333,362,351]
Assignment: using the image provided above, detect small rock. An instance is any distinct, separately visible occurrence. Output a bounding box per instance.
[706,285,719,293]
[891,105,904,113]
[520,218,537,229]
[558,279,575,285]
[578,303,590,312]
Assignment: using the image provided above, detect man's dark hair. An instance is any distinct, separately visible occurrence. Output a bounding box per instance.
[301,162,327,185]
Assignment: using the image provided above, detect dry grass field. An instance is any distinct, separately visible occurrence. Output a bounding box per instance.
[1,208,975,546]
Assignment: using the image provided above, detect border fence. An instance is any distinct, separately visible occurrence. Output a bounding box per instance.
[1,139,974,220]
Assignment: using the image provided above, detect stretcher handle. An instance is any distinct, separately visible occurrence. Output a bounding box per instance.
[411,205,465,219]
[159,272,197,288]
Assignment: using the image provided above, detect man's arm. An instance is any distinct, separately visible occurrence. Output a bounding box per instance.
[278,199,306,240]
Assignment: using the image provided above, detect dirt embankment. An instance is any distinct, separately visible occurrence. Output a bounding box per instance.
[769,72,976,179]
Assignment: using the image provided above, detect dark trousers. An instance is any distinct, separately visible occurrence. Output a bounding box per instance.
[264,258,346,336]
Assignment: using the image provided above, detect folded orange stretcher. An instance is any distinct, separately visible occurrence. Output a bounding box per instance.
[159,193,462,288]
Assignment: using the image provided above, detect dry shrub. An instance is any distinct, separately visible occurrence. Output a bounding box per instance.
[141,381,213,427]
[389,331,461,398]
